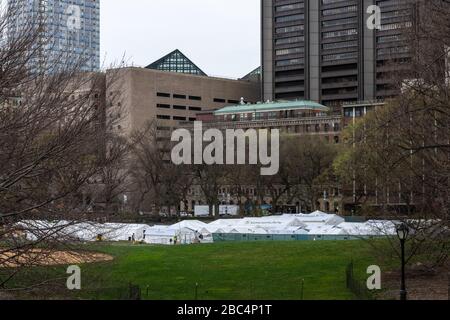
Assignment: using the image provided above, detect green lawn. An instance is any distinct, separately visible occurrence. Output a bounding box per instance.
[4,240,386,300]
[78,241,379,300]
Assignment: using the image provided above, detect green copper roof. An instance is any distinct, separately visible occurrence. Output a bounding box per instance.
[214,100,329,115]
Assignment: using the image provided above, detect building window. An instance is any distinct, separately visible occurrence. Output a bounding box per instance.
[173,94,186,99]
[334,123,340,132]
[323,52,358,62]
[189,106,202,111]
[276,58,304,66]
[275,36,304,45]
[322,29,357,39]
[355,107,364,117]
[322,6,357,16]
[214,98,226,103]
[344,108,354,117]
[157,92,170,98]
[276,47,304,56]
[157,104,170,109]
[157,115,171,120]
[276,25,304,34]
[189,95,202,101]
[173,105,186,110]
[276,3,304,12]
[276,14,304,23]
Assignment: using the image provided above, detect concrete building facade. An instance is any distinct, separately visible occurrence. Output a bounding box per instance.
[108,67,261,136]
[262,0,412,109]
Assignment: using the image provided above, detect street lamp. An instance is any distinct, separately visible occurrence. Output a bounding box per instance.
[396,222,409,301]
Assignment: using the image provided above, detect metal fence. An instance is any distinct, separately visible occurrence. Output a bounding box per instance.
[346,261,372,300]
[85,265,373,300]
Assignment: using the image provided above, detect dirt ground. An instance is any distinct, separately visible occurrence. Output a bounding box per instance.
[381,264,449,300]
[0,249,113,268]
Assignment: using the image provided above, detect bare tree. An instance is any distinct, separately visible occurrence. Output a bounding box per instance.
[334,0,450,270]
[0,4,128,290]
[281,136,338,212]
[193,164,228,217]
[129,121,193,216]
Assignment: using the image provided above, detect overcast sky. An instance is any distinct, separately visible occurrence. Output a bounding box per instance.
[100,0,260,78]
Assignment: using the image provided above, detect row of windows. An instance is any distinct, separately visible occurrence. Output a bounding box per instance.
[323,28,357,39]
[377,46,409,56]
[322,5,357,16]
[276,58,305,67]
[157,93,242,104]
[276,14,304,23]
[379,21,412,31]
[322,0,349,4]
[157,115,197,121]
[276,25,304,34]
[275,3,304,12]
[323,52,358,61]
[344,107,365,118]
[157,92,202,100]
[157,104,203,111]
[322,17,357,28]
[322,40,358,50]
[214,98,242,104]
[275,36,304,45]
[377,35,402,43]
[381,10,410,20]
[276,47,304,56]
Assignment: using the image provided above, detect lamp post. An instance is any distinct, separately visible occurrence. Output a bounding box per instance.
[396,222,409,301]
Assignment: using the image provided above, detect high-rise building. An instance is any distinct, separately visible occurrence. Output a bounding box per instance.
[262,0,412,109]
[8,0,100,72]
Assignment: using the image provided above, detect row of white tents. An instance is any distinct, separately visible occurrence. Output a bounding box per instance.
[16,211,397,245]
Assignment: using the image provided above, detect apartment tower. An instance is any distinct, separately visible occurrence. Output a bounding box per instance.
[262,0,412,109]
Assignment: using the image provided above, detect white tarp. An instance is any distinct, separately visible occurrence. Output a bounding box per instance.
[219,205,239,216]
[194,206,213,217]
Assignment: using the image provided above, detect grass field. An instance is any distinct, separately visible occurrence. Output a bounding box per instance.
[4,240,388,300]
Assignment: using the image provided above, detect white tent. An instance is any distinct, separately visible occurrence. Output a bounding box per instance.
[176,227,200,244]
[143,226,177,245]
[144,226,200,245]
[170,220,208,231]
[268,226,308,235]
[208,219,243,227]
[197,227,214,243]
